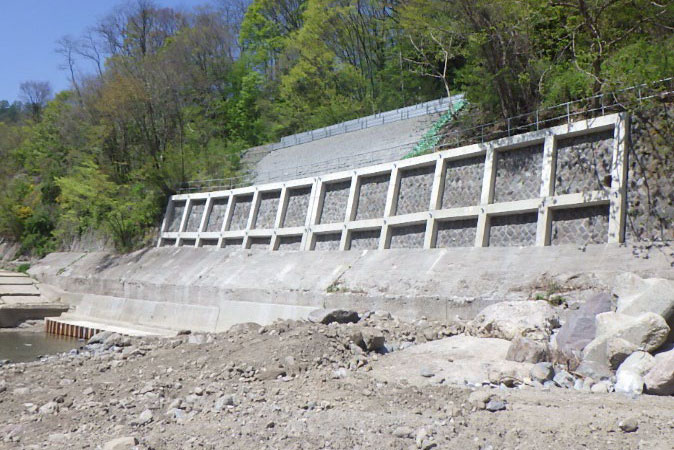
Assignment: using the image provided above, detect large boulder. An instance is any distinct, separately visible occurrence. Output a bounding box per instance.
[615,273,674,324]
[506,337,549,363]
[644,346,674,396]
[582,312,670,366]
[553,293,612,368]
[469,301,560,341]
[614,351,655,395]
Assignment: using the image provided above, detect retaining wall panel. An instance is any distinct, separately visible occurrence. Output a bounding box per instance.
[185,200,206,232]
[442,156,485,209]
[489,213,538,247]
[283,187,312,227]
[277,235,303,251]
[319,181,351,224]
[396,165,435,215]
[389,224,426,249]
[205,198,228,232]
[254,191,281,229]
[555,129,614,195]
[355,174,389,220]
[168,201,185,232]
[349,229,381,250]
[493,145,543,202]
[229,195,253,231]
[435,219,477,248]
[551,205,609,246]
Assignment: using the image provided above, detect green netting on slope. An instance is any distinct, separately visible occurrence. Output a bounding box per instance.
[403,98,467,159]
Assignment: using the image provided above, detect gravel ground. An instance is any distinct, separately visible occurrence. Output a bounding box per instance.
[1,315,673,450]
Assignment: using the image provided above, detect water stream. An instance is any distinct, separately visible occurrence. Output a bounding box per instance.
[0,331,81,363]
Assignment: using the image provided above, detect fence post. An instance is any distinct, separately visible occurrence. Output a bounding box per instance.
[566,102,570,124]
[507,118,511,137]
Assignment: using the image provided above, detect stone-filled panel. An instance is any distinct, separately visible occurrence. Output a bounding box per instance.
[283,186,312,227]
[248,237,271,250]
[185,199,206,232]
[488,213,538,247]
[435,219,477,248]
[277,235,303,251]
[551,205,609,246]
[555,129,614,195]
[160,238,176,247]
[223,238,243,248]
[319,180,351,224]
[180,239,196,247]
[229,194,253,231]
[167,201,186,232]
[493,145,543,202]
[396,165,435,215]
[349,229,381,250]
[205,198,228,232]
[199,239,219,247]
[254,191,281,229]
[442,156,485,209]
[355,173,389,220]
[314,233,342,251]
[389,223,426,249]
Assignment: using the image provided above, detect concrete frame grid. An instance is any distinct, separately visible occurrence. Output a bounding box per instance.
[158,113,628,251]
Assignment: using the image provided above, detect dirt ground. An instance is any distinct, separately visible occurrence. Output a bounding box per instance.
[1,315,672,450]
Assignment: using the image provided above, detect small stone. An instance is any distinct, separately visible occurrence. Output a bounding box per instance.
[590,380,613,393]
[308,308,359,325]
[420,368,434,378]
[87,331,113,345]
[618,417,639,433]
[506,337,549,363]
[130,409,153,426]
[38,401,58,415]
[214,395,234,411]
[468,390,494,410]
[362,329,385,351]
[82,387,94,396]
[392,426,414,438]
[552,370,575,389]
[103,436,139,450]
[607,337,638,370]
[485,399,507,412]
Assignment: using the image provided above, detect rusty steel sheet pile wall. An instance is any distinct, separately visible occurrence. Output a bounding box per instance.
[159,113,629,251]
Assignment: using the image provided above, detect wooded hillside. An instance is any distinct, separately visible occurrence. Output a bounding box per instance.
[0,0,672,255]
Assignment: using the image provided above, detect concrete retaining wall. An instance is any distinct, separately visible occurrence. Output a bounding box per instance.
[160,113,630,252]
[29,244,673,333]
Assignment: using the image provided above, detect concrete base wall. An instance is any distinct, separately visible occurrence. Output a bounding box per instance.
[29,245,673,333]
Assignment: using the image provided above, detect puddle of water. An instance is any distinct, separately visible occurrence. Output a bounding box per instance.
[0,331,81,363]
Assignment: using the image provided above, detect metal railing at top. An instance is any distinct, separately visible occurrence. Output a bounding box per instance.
[177,76,674,194]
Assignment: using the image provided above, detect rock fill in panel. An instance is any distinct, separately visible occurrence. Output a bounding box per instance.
[442,156,485,209]
[489,213,538,247]
[248,236,271,249]
[254,191,281,229]
[283,186,312,227]
[355,174,389,220]
[396,165,434,215]
[277,235,302,251]
[319,180,351,224]
[229,195,253,231]
[349,229,381,250]
[435,219,477,248]
[185,199,206,232]
[205,198,228,232]
[167,201,186,232]
[314,233,342,251]
[551,205,609,245]
[555,129,614,195]
[493,145,543,202]
[389,224,426,248]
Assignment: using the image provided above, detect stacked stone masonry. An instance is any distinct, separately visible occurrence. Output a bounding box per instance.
[159,113,629,251]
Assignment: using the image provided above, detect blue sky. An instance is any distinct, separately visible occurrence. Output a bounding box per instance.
[0,0,205,102]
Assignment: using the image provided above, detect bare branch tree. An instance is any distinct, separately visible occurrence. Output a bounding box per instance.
[19,81,52,121]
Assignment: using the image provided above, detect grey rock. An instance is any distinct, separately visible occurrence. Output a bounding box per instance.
[87,331,114,345]
[553,370,575,389]
[617,351,656,377]
[506,337,549,363]
[130,409,153,426]
[575,360,612,381]
[308,308,359,325]
[485,399,506,412]
[392,426,414,438]
[468,390,496,410]
[103,333,131,348]
[644,347,674,396]
[618,417,639,433]
[38,401,58,415]
[103,437,139,450]
[256,367,286,381]
[419,367,434,378]
[530,362,554,382]
[606,337,637,370]
[362,329,385,351]
[214,395,235,411]
[228,322,262,334]
[554,293,612,368]
[590,380,613,393]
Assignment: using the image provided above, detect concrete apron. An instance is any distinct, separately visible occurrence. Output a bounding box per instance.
[29,245,673,335]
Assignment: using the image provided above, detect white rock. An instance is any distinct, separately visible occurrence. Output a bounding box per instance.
[614,351,655,395]
[615,273,674,322]
[103,437,138,450]
[469,301,560,341]
[582,312,669,365]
